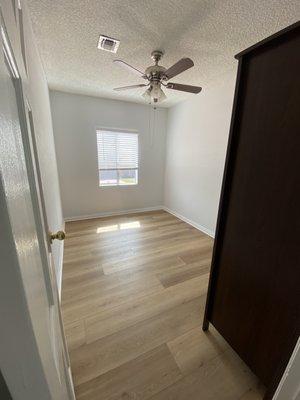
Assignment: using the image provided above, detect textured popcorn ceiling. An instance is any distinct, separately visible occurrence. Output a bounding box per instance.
[27,0,300,107]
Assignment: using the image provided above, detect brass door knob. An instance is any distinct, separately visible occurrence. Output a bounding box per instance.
[50,230,66,244]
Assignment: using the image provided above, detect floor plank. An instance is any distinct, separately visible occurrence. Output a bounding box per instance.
[61,210,264,399]
[75,345,182,400]
[149,349,260,400]
[85,274,209,343]
[157,258,211,288]
[64,320,86,352]
[238,383,266,400]
[167,325,230,375]
[69,296,205,385]
[62,274,163,324]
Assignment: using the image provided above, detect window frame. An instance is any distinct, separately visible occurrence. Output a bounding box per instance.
[95,127,139,188]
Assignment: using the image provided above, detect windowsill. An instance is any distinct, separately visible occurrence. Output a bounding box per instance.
[99,183,139,189]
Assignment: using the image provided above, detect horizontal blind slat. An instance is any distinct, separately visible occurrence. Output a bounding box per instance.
[96,130,138,170]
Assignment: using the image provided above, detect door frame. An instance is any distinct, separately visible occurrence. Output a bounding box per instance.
[272,338,300,400]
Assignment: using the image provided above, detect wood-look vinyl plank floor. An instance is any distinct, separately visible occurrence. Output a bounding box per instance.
[61,210,264,399]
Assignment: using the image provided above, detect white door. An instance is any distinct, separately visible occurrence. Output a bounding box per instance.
[0,16,74,400]
[25,100,75,397]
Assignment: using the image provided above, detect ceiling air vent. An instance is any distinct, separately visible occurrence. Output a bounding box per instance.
[97,35,120,53]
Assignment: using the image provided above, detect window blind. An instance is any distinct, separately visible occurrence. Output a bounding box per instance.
[96,130,138,170]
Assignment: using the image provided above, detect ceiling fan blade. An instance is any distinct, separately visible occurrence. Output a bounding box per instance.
[166,82,202,94]
[114,84,148,91]
[113,60,146,78]
[164,58,194,80]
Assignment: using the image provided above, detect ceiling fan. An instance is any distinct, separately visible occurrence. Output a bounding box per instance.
[113,50,202,104]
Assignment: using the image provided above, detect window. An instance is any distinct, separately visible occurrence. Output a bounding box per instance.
[96,129,138,187]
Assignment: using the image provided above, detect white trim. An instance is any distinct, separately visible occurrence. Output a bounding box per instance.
[1,24,20,79]
[64,206,164,222]
[95,126,139,134]
[57,221,65,301]
[162,206,215,238]
[272,337,300,400]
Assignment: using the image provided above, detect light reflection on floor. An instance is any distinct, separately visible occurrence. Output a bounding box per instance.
[96,221,141,234]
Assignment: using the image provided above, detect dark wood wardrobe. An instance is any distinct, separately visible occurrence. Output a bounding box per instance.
[203,22,300,400]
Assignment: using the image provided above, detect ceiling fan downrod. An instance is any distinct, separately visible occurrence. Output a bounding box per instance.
[151,50,164,65]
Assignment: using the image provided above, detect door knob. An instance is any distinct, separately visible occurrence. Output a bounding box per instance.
[50,230,65,244]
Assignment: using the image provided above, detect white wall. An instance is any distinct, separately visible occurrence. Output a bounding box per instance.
[164,70,237,236]
[50,91,167,220]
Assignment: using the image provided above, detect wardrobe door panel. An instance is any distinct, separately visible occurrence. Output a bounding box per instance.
[205,23,300,391]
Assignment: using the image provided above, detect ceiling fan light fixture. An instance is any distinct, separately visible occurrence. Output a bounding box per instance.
[142,88,152,102]
[151,82,162,97]
[155,88,166,102]
[146,82,166,103]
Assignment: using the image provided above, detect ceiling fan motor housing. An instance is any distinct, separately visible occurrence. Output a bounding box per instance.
[145,65,167,81]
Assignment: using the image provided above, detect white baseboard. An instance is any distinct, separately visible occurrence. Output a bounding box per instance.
[64,206,164,222]
[64,205,215,238]
[162,206,215,238]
